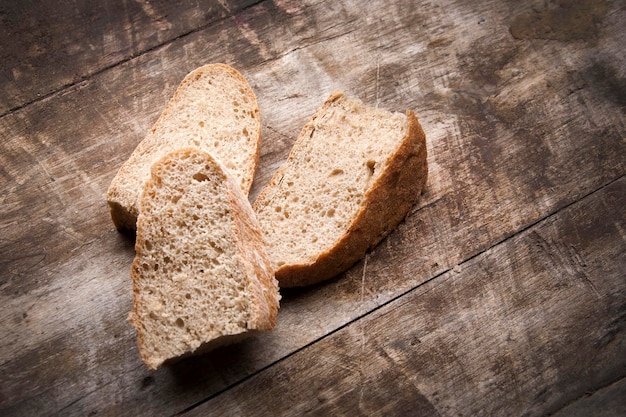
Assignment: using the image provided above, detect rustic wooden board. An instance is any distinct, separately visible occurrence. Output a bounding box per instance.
[1,0,624,415]
[190,177,626,416]
[0,0,258,115]
[552,376,626,417]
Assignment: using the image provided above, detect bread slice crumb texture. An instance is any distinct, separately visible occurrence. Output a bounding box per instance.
[254,91,427,287]
[129,148,278,369]
[106,64,261,230]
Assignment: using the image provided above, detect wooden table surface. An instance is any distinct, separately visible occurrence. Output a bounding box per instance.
[1,0,625,415]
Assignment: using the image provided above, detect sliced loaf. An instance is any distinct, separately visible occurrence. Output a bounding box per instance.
[253,92,428,287]
[107,64,261,230]
[129,148,279,369]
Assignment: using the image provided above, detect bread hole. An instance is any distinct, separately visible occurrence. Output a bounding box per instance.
[193,172,209,182]
[275,206,282,212]
[326,208,335,217]
[192,214,200,221]
[176,220,187,228]
[171,194,181,204]
[198,121,205,127]
[142,263,150,271]
[233,100,240,106]
[242,127,249,136]
[283,211,290,219]
[330,168,344,176]
[209,240,224,255]
[366,160,376,176]
[164,256,171,264]
[185,293,191,300]
[175,318,185,328]
[144,240,152,250]
[153,263,159,271]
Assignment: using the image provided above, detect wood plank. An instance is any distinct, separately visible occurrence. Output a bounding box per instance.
[189,177,626,416]
[0,0,258,115]
[551,376,626,417]
[1,0,624,415]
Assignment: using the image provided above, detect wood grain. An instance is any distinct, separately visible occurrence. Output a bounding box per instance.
[0,0,624,415]
[190,177,626,416]
[552,377,626,417]
[0,0,258,115]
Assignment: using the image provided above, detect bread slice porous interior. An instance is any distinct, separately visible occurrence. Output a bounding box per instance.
[129,148,278,369]
[254,91,427,286]
[107,64,261,230]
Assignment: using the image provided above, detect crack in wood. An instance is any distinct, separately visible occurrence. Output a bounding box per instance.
[259,26,358,66]
[0,0,267,119]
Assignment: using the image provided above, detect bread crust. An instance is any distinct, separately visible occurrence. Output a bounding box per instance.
[226,170,279,330]
[254,94,427,287]
[107,64,261,231]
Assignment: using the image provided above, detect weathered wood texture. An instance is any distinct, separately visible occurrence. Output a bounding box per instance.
[552,376,626,417]
[0,0,259,115]
[1,0,624,415]
[191,177,626,417]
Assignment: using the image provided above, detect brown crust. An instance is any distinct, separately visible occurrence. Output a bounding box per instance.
[226,173,280,330]
[107,64,261,231]
[260,107,428,287]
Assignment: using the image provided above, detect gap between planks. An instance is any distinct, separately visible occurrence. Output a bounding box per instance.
[0,0,266,119]
[175,173,625,415]
[548,373,626,417]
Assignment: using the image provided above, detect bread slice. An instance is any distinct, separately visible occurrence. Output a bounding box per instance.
[253,92,428,287]
[107,64,261,231]
[128,148,279,369]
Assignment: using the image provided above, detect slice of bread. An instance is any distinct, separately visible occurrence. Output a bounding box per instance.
[107,64,261,231]
[128,148,279,369]
[253,92,428,287]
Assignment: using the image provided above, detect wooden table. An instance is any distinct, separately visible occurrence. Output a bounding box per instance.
[1,0,624,415]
